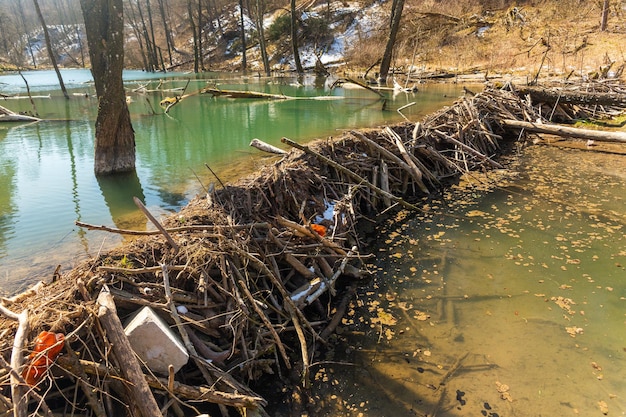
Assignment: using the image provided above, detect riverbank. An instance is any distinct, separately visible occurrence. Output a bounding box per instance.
[1,82,624,416]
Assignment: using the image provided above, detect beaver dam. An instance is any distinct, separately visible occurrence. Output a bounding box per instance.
[1,83,625,417]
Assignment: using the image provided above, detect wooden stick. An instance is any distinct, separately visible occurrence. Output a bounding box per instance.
[75,220,270,235]
[0,356,53,417]
[96,285,164,417]
[250,138,287,155]
[133,196,180,252]
[276,215,347,256]
[502,118,626,143]
[281,137,423,211]
[60,339,107,417]
[432,129,504,169]
[0,305,29,417]
[387,127,431,193]
[351,130,413,172]
[56,356,267,408]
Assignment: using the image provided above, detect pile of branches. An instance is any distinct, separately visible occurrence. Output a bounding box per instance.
[0,86,566,417]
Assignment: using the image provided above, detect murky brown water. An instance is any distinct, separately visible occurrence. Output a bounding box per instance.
[306,144,626,416]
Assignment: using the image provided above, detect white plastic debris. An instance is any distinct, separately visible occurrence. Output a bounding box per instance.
[124,306,189,375]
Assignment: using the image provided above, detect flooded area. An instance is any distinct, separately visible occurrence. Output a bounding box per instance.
[0,70,465,294]
[308,145,626,416]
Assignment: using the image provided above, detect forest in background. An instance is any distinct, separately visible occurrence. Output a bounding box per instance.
[0,0,626,81]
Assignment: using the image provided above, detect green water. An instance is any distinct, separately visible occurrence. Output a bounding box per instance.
[309,146,626,416]
[0,70,464,294]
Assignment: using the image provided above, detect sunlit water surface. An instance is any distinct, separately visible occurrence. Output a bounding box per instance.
[308,146,626,417]
[0,69,465,294]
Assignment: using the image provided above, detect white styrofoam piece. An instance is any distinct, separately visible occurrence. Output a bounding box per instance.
[124,306,189,375]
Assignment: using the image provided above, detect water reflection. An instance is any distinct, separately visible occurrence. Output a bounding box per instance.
[0,70,466,294]
[96,171,147,231]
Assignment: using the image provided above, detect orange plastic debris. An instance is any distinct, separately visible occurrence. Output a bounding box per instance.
[310,223,327,237]
[22,331,65,386]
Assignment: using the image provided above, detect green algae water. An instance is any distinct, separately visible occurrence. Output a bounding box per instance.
[0,70,464,294]
[308,145,626,417]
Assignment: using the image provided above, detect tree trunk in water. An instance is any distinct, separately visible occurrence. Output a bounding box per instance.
[379,0,405,83]
[80,0,136,175]
[33,0,69,98]
[600,0,610,31]
[290,0,303,73]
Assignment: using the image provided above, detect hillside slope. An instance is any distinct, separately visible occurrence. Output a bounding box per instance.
[2,0,625,83]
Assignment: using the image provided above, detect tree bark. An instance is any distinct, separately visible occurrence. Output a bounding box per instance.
[80,0,136,175]
[379,0,405,83]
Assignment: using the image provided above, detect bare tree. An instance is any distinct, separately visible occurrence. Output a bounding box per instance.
[290,0,303,73]
[600,0,610,31]
[379,0,405,83]
[157,0,174,65]
[80,0,136,175]
[255,0,270,75]
[239,0,247,72]
[33,0,69,98]
[14,0,37,67]
[188,0,200,72]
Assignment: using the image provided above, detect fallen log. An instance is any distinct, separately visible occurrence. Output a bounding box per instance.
[514,85,626,107]
[96,286,163,417]
[0,104,40,122]
[201,87,288,100]
[501,119,626,143]
[250,138,287,155]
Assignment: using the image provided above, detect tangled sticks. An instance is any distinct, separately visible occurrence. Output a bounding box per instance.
[3,85,611,416]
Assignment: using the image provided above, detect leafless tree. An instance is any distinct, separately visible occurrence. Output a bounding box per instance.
[32,0,69,98]
[600,0,610,31]
[379,0,405,83]
[290,0,303,73]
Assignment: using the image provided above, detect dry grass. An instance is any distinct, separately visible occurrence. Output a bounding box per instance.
[346,0,626,81]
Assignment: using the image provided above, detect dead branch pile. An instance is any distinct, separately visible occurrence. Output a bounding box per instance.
[509,79,626,122]
[0,86,607,417]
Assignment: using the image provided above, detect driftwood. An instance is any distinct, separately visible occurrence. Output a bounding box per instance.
[0,104,40,122]
[515,85,626,107]
[250,138,287,155]
[501,119,626,143]
[96,286,163,417]
[201,87,289,100]
[0,305,29,417]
